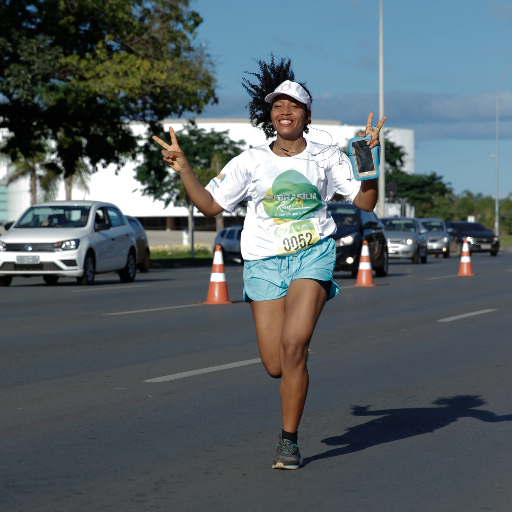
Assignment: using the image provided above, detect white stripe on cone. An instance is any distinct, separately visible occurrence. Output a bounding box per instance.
[461,256,471,263]
[213,251,223,265]
[360,243,370,257]
[358,262,372,270]
[462,242,470,253]
[210,273,226,282]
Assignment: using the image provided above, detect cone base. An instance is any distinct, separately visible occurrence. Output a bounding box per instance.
[201,300,233,305]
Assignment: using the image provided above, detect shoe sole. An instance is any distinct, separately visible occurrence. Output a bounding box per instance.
[272,456,303,470]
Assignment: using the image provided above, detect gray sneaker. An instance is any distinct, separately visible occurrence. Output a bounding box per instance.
[272,435,303,470]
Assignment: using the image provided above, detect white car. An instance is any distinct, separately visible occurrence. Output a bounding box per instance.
[0,200,137,286]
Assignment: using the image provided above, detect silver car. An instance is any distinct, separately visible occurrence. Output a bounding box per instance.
[417,218,450,258]
[213,225,243,263]
[0,200,137,286]
[381,217,428,264]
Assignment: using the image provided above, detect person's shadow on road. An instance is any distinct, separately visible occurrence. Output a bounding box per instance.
[304,395,512,466]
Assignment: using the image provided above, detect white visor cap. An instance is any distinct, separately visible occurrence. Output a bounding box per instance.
[264,80,311,110]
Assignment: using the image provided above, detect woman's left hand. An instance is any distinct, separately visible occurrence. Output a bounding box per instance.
[357,113,386,149]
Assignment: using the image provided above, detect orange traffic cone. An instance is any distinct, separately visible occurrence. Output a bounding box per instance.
[457,238,474,276]
[203,245,232,304]
[355,241,375,287]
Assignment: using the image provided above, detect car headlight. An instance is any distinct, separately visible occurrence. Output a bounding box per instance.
[466,236,474,244]
[442,237,449,243]
[336,234,355,247]
[54,239,80,251]
[0,241,6,252]
[494,236,499,242]
[406,238,414,245]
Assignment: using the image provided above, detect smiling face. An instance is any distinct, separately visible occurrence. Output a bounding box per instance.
[270,94,311,141]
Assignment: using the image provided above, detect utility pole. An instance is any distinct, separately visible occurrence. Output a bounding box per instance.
[377,0,386,217]
[495,68,512,237]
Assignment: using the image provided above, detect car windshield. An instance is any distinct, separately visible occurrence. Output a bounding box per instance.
[328,206,359,228]
[421,221,445,232]
[16,206,91,228]
[454,222,488,232]
[382,219,416,232]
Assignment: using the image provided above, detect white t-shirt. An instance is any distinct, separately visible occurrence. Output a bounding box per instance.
[205,140,361,261]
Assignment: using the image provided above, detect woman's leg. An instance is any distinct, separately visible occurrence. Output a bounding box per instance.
[280,279,328,432]
[250,279,329,430]
[250,296,286,378]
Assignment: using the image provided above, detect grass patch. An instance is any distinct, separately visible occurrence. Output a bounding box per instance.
[150,244,213,267]
[499,234,512,248]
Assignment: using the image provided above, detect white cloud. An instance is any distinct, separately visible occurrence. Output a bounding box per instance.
[197,90,512,140]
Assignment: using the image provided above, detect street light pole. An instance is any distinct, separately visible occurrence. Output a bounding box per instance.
[495,67,512,236]
[377,0,386,217]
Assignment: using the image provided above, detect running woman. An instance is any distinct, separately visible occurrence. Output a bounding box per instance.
[152,56,385,470]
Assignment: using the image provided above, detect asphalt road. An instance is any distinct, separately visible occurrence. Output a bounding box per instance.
[1,251,512,512]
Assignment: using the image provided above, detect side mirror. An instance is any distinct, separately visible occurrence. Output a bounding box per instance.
[446,228,454,233]
[420,228,428,234]
[363,221,378,229]
[4,221,13,230]
[95,222,110,231]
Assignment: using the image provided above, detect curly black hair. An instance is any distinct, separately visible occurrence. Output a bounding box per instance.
[242,54,312,139]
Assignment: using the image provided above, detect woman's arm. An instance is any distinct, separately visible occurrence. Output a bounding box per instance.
[352,113,386,212]
[152,127,224,218]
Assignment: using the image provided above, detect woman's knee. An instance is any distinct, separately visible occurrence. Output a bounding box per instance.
[280,336,307,366]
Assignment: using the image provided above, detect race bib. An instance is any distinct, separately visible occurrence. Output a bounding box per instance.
[273,219,320,256]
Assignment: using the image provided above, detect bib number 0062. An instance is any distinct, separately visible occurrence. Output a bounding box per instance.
[274,219,320,256]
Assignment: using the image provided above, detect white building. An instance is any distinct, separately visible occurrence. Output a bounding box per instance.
[0,119,414,227]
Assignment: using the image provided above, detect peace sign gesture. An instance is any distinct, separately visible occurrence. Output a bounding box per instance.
[356,113,386,149]
[152,127,191,174]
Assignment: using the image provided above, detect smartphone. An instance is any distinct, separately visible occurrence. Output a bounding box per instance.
[347,135,380,181]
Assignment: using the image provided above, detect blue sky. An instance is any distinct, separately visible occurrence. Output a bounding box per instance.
[190,0,512,197]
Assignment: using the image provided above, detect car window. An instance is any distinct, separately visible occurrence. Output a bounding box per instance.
[129,219,140,233]
[226,229,235,240]
[16,206,91,228]
[382,219,416,232]
[218,229,227,238]
[95,208,107,225]
[328,205,359,228]
[106,207,124,227]
[421,220,445,232]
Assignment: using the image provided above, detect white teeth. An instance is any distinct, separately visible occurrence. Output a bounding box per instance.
[280,120,292,125]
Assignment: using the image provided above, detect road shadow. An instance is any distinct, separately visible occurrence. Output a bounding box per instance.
[303,395,512,466]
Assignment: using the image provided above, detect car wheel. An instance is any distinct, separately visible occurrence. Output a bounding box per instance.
[443,251,450,258]
[43,275,59,285]
[375,249,388,277]
[0,275,13,286]
[490,250,498,257]
[420,249,427,264]
[351,269,358,278]
[138,250,150,273]
[77,252,95,285]
[412,248,420,264]
[119,250,137,283]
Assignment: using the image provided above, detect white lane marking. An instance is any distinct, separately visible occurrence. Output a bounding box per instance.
[507,269,512,272]
[426,275,459,281]
[437,309,497,323]
[73,284,151,293]
[337,285,357,290]
[144,358,262,383]
[104,303,203,316]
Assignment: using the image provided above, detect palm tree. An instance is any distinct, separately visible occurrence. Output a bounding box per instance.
[6,150,50,205]
[38,159,91,202]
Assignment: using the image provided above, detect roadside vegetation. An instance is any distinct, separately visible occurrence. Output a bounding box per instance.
[149,244,213,267]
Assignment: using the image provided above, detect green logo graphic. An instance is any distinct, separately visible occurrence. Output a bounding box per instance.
[262,170,322,224]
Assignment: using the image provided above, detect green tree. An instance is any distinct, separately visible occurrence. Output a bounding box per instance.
[0,0,217,191]
[135,123,245,238]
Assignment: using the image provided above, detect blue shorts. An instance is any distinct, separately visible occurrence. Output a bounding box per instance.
[243,238,339,302]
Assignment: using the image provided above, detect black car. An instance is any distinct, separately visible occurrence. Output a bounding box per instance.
[445,221,499,257]
[327,203,388,277]
[126,216,150,272]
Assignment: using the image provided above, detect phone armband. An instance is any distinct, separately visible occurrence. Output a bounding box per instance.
[347,135,380,181]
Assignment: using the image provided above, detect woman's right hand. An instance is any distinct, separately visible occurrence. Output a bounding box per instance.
[152,127,191,175]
